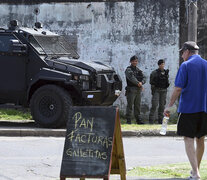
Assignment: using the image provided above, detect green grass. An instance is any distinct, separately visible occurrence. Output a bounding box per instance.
[120,116,177,131]
[121,124,177,131]
[0,108,32,120]
[127,161,207,179]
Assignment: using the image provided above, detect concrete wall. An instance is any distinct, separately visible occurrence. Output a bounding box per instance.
[0,0,180,118]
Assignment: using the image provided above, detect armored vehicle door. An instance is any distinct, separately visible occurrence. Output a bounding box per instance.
[0,33,27,104]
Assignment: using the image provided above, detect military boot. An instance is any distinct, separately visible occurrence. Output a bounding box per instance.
[149,119,154,124]
[126,118,131,124]
[136,118,144,124]
[158,118,162,124]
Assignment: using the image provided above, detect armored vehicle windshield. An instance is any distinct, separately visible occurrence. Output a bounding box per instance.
[29,35,79,58]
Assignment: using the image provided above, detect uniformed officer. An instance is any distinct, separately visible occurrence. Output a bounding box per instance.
[149,59,169,124]
[125,55,146,124]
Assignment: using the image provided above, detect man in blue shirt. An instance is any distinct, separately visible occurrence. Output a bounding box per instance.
[164,41,207,180]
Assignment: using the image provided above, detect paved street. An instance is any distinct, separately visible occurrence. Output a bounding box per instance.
[0,137,206,180]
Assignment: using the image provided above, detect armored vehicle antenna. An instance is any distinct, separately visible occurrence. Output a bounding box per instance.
[35,22,42,29]
[34,8,40,24]
[8,20,18,30]
[33,8,42,29]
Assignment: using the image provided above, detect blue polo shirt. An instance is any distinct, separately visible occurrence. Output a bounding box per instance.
[175,54,207,113]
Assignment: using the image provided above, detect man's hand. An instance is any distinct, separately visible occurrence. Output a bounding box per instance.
[163,87,182,117]
[138,82,142,88]
[164,105,177,117]
[164,106,170,117]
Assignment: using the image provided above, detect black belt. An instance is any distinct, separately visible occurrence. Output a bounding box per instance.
[155,87,167,90]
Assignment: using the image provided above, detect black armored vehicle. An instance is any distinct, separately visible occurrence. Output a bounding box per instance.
[0,20,122,128]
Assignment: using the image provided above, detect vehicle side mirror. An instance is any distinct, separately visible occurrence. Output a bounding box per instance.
[10,39,28,55]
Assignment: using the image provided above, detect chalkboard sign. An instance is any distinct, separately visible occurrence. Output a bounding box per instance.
[60,106,126,180]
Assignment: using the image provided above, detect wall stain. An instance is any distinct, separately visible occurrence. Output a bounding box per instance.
[0,1,180,113]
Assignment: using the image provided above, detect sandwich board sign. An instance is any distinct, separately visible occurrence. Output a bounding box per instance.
[60,106,126,180]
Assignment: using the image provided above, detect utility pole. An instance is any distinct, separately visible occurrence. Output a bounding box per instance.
[187,0,198,42]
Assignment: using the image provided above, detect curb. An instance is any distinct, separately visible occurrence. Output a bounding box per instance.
[0,128,66,137]
[0,128,177,137]
[122,130,177,137]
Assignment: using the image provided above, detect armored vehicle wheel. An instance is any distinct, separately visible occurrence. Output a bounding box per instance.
[30,85,72,128]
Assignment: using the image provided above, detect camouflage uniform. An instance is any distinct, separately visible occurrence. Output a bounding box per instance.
[125,65,146,124]
[149,69,169,124]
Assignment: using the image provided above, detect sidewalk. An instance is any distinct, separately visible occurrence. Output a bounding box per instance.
[0,120,177,137]
[0,126,177,137]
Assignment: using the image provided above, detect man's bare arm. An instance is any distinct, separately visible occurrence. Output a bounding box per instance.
[164,87,182,116]
[169,87,182,106]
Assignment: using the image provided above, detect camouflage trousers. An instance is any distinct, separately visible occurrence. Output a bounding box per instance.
[125,87,142,121]
[149,88,167,124]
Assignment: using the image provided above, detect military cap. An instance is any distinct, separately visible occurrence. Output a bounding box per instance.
[130,55,138,62]
[158,59,165,65]
[179,41,199,52]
